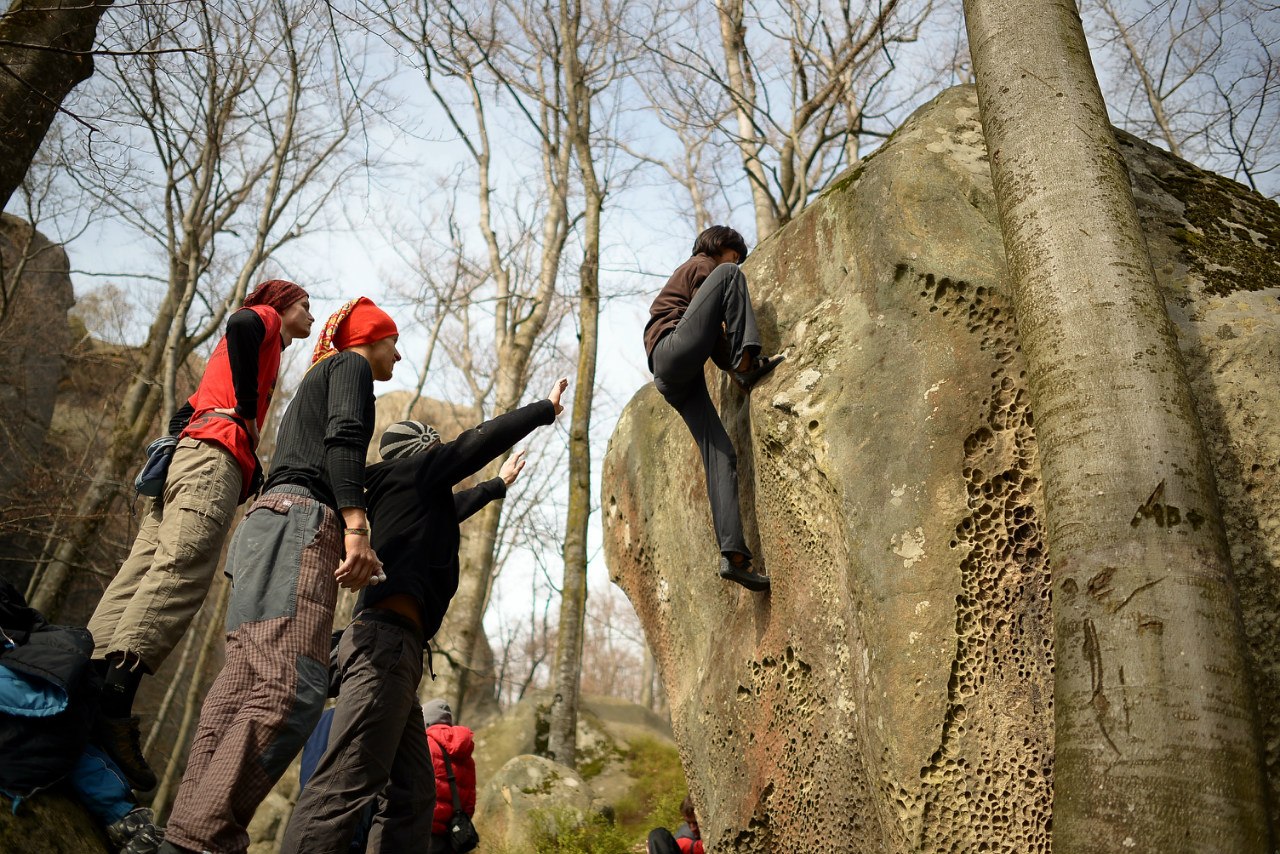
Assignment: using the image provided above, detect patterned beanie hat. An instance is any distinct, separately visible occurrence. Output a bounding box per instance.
[380,420,441,460]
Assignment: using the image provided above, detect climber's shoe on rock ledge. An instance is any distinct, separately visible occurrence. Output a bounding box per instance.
[719,554,771,592]
[732,353,784,392]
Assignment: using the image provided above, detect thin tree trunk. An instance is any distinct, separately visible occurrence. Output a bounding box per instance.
[434,491,503,716]
[545,0,600,766]
[0,0,113,212]
[404,0,572,720]
[714,0,778,239]
[1097,0,1183,158]
[144,610,201,755]
[29,377,166,617]
[640,645,656,712]
[962,1,1271,850]
[153,573,229,821]
[28,256,189,618]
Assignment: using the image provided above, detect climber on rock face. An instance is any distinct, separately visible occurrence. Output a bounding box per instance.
[643,225,782,592]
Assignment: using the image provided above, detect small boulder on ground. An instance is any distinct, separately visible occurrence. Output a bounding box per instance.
[473,754,596,853]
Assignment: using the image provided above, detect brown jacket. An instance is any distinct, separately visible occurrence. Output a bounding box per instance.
[643,254,732,369]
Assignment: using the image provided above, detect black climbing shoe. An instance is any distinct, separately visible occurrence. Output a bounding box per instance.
[719,555,771,592]
[94,715,157,791]
[733,353,784,392]
[108,806,164,854]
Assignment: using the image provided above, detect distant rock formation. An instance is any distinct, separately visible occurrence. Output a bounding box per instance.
[471,692,678,850]
[367,389,481,464]
[0,214,74,500]
[603,85,1280,852]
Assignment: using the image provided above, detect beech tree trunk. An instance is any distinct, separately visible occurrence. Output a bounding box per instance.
[0,0,113,212]
[962,1,1272,850]
[544,0,601,766]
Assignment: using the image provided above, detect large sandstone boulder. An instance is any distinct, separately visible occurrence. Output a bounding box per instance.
[602,85,1280,853]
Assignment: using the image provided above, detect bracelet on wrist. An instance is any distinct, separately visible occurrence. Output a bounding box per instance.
[344,527,370,537]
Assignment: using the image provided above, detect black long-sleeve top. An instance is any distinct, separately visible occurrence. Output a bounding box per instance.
[166,309,268,435]
[225,309,267,418]
[356,399,556,643]
[262,350,376,511]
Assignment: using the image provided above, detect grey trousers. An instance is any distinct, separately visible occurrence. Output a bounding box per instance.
[164,486,340,854]
[281,611,434,854]
[651,262,760,558]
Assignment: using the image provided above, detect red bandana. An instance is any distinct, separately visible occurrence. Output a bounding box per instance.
[243,279,307,314]
[311,296,398,367]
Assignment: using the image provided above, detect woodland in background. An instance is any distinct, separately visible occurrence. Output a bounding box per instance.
[0,0,1275,833]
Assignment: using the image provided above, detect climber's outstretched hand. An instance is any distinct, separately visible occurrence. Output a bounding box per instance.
[548,378,569,416]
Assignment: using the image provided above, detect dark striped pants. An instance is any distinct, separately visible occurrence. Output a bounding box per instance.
[164,487,340,854]
[281,610,434,854]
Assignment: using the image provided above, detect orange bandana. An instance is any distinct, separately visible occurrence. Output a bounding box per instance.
[310,297,398,367]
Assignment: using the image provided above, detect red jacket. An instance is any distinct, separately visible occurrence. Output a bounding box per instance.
[181,304,282,500]
[427,723,477,835]
[675,822,704,854]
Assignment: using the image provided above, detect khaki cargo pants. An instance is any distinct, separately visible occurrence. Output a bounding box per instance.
[88,437,242,671]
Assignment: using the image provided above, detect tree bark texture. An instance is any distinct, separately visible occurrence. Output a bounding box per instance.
[0,0,113,212]
[154,573,229,820]
[545,0,599,767]
[714,0,779,239]
[962,1,1272,850]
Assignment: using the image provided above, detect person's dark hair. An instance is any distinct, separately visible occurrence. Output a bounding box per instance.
[692,225,748,262]
[680,794,697,822]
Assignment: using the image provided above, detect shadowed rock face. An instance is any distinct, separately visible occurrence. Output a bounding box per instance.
[0,214,74,499]
[602,85,1280,853]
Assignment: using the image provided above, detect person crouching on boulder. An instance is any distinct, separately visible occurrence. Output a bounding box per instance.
[280,378,568,854]
[642,226,782,592]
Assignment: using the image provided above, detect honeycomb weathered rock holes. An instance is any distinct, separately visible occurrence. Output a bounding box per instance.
[911,271,1055,853]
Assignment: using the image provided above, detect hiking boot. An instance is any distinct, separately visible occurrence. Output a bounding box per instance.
[107,806,163,854]
[719,555,771,592]
[94,715,157,791]
[732,354,784,392]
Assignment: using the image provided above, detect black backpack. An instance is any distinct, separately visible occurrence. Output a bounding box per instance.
[647,827,680,854]
[0,582,101,800]
[438,744,478,852]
